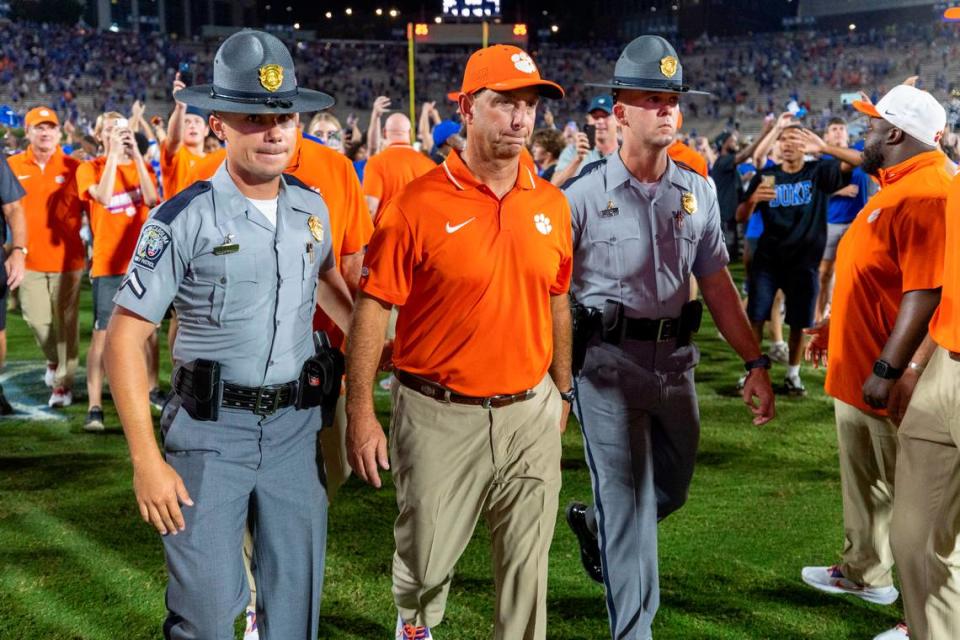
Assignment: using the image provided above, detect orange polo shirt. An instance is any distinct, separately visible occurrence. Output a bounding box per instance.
[825,150,951,414]
[8,146,85,272]
[668,141,709,178]
[363,142,436,224]
[188,147,227,183]
[930,173,960,352]
[76,156,157,277]
[160,142,206,199]
[361,149,573,396]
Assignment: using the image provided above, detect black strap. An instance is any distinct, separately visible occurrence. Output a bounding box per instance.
[175,368,296,415]
[621,316,682,342]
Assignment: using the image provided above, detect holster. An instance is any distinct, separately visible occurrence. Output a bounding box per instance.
[296,331,345,428]
[177,359,222,422]
[601,299,625,345]
[571,297,600,376]
[678,300,703,347]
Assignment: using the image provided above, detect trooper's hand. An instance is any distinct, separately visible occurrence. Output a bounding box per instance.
[133,458,193,535]
[346,410,389,488]
[742,368,775,426]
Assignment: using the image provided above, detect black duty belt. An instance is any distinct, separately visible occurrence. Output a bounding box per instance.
[175,368,297,415]
[621,316,682,342]
[395,370,535,409]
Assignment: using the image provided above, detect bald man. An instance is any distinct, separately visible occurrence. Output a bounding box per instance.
[362,113,437,224]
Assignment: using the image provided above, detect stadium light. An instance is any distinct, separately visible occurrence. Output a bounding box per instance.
[513,23,527,36]
[345,7,352,15]
[551,24,559,33]
[434,16,442,24]
[293,22,300,29]
[389,8,399,17]
[325,10,332,18]
[848,23,856,31]
[376,8,383,15]
[415,23,429,36]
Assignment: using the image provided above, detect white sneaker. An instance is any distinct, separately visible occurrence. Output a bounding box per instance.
[767,341,789,364]
[873,622,908,639]
[43,365,56,388]
[48,388,73,408]
[243,607,259,640]
[801,565,899,605]
[395,613,433,639]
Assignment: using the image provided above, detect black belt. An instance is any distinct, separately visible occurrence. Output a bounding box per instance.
[395,370,535,409]
[175,368,297,415]
[620,316,682,342]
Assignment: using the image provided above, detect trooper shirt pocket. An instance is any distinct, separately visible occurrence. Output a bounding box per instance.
[586,214,644,281]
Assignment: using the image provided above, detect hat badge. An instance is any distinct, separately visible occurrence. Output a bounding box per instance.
[681,191,697,215]
[308,215,324,242]
[259,64,284,92]
[659,56,678,79]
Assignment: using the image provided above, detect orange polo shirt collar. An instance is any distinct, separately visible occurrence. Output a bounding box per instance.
[876,150,944,188]
[441,149,538,194]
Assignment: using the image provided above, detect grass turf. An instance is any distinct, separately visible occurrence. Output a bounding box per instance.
[0,273,902,639]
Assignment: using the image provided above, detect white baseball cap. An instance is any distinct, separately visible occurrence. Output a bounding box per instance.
[853,85,946,147]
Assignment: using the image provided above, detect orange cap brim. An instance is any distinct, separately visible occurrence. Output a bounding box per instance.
[446,91,461,102]
[852,100,880,118]
[466,77,565,100]
[945,7,960,20]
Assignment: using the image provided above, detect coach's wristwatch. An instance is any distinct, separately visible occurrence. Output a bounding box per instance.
[559,388,576,404]
[11,245,26,256]
[744,354,771,372]
[872,359,904,380]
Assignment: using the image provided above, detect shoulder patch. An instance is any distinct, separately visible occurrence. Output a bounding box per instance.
[133,224,172,272]
[153,181,211,224]
[562,157,608,191]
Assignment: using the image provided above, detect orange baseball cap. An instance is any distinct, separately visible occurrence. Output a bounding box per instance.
[25,107,59,128]
[945,7,960,20]
[460,45,564,99]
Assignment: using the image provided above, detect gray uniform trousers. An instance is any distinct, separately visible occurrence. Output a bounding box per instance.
[160,397,328,640]
[576,338,700,640]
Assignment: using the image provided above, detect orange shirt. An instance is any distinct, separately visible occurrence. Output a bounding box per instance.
[363,142,436,224]
[825,150,951,414]
[361,150,573,396]
[930,173,960,352]
[8,146,85,272]
[188,147,227,184]
[160,142,206,199]
[76,156,158,277]
[668,141,709,178]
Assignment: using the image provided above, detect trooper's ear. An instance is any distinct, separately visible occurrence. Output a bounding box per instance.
[208,112,226,141]
[612,102,628,126]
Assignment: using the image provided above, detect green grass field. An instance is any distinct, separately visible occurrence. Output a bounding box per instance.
[0,274,901,639]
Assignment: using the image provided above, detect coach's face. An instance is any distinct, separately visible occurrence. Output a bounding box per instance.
[614,90,679,150]
[27,122,60,154]
[463,87,538,160]
[209,111,298,182]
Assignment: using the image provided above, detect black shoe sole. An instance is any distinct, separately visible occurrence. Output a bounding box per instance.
[565,503,604,584]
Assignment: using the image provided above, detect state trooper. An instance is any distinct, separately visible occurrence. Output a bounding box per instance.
[104,31,353,640]
[562,36,776,639]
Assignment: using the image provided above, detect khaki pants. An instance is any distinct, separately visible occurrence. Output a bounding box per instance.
[19,270,82,389]
[391,374,562,639]
[243,395,351,610]
[891,347,960,640]
[834,399,898,587]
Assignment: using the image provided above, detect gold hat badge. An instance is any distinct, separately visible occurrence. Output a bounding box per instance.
[308,216,324,242]
[660,56,678,79]
[681,192,697,215]
[259,64,284,92]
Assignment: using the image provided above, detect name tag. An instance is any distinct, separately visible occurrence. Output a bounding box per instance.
[213,243,239,256]
[599,206,619,218]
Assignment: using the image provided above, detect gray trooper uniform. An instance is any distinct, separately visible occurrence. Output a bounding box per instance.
[564,150,728,639]
[113,163,335,640]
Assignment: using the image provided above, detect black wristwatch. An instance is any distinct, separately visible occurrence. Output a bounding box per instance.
[559,388,576,403]
[744,354,772,372]
[873,359,904,380]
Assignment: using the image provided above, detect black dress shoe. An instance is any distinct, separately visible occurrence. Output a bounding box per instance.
[0,385,14,415]
[565,501,603,583]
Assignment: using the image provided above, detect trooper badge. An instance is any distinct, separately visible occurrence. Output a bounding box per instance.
[308,216,324,242]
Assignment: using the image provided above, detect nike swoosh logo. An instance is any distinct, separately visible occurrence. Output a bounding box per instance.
[16,175,29,180]
[445,217,476,234]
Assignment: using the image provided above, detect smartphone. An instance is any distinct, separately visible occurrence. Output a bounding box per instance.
[115,117,129,129]
[178,62,193,86]
[761,175,776,189]
[583,124,596,150]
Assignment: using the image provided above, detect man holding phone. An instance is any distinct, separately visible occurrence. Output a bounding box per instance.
[551,95,619,186]
[737,122,861,395]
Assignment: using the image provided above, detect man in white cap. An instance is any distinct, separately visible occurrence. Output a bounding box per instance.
[803,84,952,640]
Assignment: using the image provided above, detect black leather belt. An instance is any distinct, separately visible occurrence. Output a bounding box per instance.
[621,316,682,342]
[175,368,297,415]
[395,370,535,409]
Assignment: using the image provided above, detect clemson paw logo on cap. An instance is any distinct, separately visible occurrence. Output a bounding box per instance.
[534,213,552,235]
[511,52,537,74]
[39,109,50,117]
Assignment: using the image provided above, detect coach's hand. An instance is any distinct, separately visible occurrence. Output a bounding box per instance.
[133,458,193,536]
[346,410,389,489]
[803,320,829,368]
[863,373,894,411]
[742,368,775,426]
[887,367,920,426]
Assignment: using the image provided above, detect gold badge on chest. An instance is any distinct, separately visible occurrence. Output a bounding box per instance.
[681,192,697,215]
[308,216,324,242]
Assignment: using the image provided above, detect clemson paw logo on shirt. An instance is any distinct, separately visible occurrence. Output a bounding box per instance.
[511,52,537,74]
[534,213,552,235]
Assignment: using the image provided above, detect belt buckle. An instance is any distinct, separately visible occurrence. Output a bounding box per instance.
[656,318,673,342]
[253,386,281,415]
[481,395,501,409]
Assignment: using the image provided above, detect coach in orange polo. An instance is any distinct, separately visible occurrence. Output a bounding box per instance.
[9,107,85,408]
[346,45,571,640]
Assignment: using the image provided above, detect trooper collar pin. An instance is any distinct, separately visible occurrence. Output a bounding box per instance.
[600,200,620,218]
